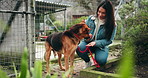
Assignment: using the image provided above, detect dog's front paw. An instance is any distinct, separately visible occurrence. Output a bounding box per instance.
[72,71,76,75]
[67,74,72,78]
[60,66,65,71]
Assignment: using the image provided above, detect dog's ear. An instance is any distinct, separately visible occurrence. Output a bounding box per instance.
[80,20,85,24]
[69,24,83,34]
[78,24,85,33]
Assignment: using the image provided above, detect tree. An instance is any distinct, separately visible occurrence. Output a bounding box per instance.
[66,0,120,15]
[122,0,148,64]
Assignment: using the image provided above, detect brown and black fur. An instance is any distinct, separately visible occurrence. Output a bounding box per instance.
[44,21,90,74]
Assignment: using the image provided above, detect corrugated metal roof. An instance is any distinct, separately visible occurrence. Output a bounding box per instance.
[36,0,71,7]
[35,0,71,14]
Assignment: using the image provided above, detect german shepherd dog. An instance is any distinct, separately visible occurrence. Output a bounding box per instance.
[44,21,90,74]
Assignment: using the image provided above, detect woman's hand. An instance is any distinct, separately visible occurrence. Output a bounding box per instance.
[86,42,96,46]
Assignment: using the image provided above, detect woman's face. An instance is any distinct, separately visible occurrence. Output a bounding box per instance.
[97,7,106,20]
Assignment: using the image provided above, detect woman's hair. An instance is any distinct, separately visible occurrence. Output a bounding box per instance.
[96,0,115,40]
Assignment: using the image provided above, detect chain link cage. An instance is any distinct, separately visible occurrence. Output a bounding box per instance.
[0,0,35,76]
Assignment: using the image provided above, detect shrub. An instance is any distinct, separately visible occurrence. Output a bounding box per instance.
[67,16,88,29]
[122,0,148,65]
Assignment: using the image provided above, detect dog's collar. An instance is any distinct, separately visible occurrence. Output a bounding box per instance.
[69,27,80,39]
[73,33,80,39]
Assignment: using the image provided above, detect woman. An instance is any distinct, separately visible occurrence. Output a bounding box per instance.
[76,0,116,68]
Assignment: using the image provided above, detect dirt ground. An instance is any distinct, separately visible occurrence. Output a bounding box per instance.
[43,55,148,78]
[43,58,85,78]
[43,55,117,78]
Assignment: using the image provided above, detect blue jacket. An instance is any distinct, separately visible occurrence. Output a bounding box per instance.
[83,15,117,49]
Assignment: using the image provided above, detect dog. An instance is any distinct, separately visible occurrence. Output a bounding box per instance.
[44,21,90,74]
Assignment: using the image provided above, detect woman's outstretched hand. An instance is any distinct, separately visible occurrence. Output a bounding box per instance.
[86,42,96,46]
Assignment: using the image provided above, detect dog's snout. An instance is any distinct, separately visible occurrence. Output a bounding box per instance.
[85,36,90,39]
[88,28,91,30]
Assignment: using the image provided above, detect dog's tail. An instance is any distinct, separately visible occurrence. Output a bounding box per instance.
[44,52,46,61]
[44,52,48,61]
[44,49,57,61]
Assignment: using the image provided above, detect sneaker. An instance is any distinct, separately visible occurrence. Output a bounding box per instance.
[83,61,92,69]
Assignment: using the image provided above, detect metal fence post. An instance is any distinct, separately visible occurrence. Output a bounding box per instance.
[27,0,35,69]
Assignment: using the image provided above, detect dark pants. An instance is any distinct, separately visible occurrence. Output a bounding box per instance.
[76,41,109,66]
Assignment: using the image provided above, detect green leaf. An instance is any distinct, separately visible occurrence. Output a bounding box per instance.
[118,40,135,78]
[13,62,18,78]
[26,70,30,78]
[45,74,51,78]
[20,48,28,78]
[32,61,42,78]
[0,69,9,78]
[50,73,58,78]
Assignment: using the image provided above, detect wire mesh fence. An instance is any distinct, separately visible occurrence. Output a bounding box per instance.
[0,0,35,75]
[34,0,97,62]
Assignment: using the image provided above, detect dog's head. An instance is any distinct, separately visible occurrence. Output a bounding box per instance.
[69,21,90,39]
